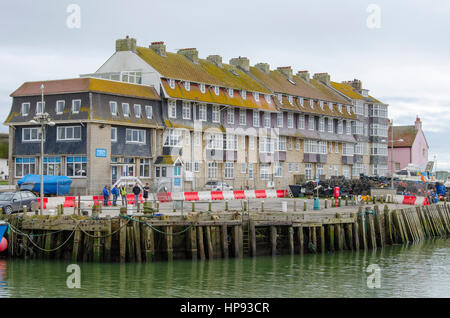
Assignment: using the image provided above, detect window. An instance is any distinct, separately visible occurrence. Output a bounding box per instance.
[317,164,324,177]
[328,102,333,111]
[308,116,315,130]
[224,162,234,179]
[241,90,246,100]
[310,99,314,108]
[355,101,364,115]
[319,141,327,154]
[248,163,254,179]
[277,113,283,128]
[253,92,259,102]
[240,163,246,174]
[169,79,175,89]
[337,121,343,134]
[298,115,305,129]
[319,101,324,110]
[354,143,363,155]
[329,165,333,177]
[184,81,190,91]
[354,121,363,135]
[145,105,153,119]
[111,127,117,142]
[212,105,220,123]
[184,131,190,145]
[274,162,283,178]
[21,103,30,116]
[289,137,293,150]
[206,133,223,150]
[182,101,191,120]
[345,121,351,135]
[328,118,334,133]
[122,103,130,117]
[352,163,363,177]
[163,129,182,147]
[342,143,354,156]
[228,88,234,97]
[249,136,255,150]
[140,158,151,178]
[227,109,235,124]
[194,162,200,173]
[263,112,271,128]
[288,113,294,128]
[214,86,220,95]
[22,127,42,142]
[56,100,65,114]
[36,101,45,114]
[371,143,388,156]
[319,118,325,132]
[334,165,339,176]
[225,134,237,150]
[126,128,145,144]
[305,163,312,179]
[168,100,176,119]
[208,162,218,179]
[370,124,388,137]
[278,136,287,151]
[239,109,246,125]
[259,137,274,153]
[296,138,300,150]
[343,166,349,179]
[198,104,207,121]
[15,157,36,177]
[329,142,333,153]
[195,132,201,145]
[253,110,260,127]
[260,164,270,180]
[338,104,342,113]
[304,140,318,154]
[72,100,81,114]
[43,157,61,176]
[200,83,206,93]
[288,96,293,104]
[155,166,167,178]
[66,156,87,177]
[370,104,388,118]
[134,104,141,118]
[121,71,142,84]
[110,101,118,116]
[299,98,304,106]
[295,163,299,172]
[57,126,81,141]
[265,94,271,104]
[277,94,282,103]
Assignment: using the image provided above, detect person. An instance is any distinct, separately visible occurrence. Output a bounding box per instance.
[143,183,150,202]
[120,185,127,206]
[132,183,141,206]
[102,185,110,206]
[111,185,119,206]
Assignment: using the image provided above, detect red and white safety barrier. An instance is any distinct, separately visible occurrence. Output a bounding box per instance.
[394,195,430,206]
[43,189,289,209]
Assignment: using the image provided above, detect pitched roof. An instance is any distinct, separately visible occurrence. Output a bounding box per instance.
[330,81,383,104]
[388,125,418,147]
[11,78,160,100]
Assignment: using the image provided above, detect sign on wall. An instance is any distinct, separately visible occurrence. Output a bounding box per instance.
[96,149,107,158]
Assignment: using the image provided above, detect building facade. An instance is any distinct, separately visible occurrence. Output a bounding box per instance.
[5,37,389,194]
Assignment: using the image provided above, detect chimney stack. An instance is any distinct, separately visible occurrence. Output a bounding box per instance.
[313,73,331,85]
[116,36,137,53]
[207,55,223,68]
[177,48,199,64]
[255,63,270,74]
[297,70,310,82]
[415,116,422,131]
[343,79,362,91]
[229,57,250,72]
[277,66,293,81]
[149,41,167,57]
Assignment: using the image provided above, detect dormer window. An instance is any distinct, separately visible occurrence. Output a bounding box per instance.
[265,94,271,104]
[214,86,220,95]
[228,88,234,97]
[347,106,351,114]
[328,102,333,111]
[169,79,175,89]
[200,83,205,93]
[288,96,293,105]
[299,98,304,106]
[241,90,246,100]
[319,101,324,110]
[184,81,190,91]
[338,104,342,112]
[21,102,30,116]
[277,94,282,103]
[253,92,259,102]
[310,99,314,108]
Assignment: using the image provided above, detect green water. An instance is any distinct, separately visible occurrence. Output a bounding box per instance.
[0,239,449,298]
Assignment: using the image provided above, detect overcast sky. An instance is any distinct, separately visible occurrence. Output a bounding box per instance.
[1,0,449,169]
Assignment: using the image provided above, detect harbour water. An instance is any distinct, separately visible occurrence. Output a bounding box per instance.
[0,238,449,298]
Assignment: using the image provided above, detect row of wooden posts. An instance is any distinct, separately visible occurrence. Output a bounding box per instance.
[3,203,450,262]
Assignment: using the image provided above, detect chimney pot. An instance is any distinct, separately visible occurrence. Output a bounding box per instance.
[229,57,250,72]
[313,72,331,85]
[177,48,199,64]
[149,41,167,57]
[116,36,137,53]
[297,70,310,82]
[276,66,293,81]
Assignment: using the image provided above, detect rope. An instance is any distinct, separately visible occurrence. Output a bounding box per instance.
[120,214,194,236]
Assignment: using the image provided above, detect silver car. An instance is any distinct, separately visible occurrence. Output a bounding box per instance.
[0,191,38,214]
[204,181,233,191]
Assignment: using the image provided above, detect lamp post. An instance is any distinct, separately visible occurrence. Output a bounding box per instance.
[29,84,55,215]
[387,119,403,190]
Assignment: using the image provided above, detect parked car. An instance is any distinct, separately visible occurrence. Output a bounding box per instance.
[0,191,38,214]
[204,181,233,191]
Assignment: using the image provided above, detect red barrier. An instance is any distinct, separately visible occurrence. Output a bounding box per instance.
[255,190,267,199]
[210,191,224,200]
[157,192,172,203]
[37,197,48,209]
[63,196,76,207]
[276,190,287,198]
[184,192,199,201]
[233,191,246,200]
[402,195,417,205]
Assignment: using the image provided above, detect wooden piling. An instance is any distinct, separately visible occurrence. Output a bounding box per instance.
[166,226,173,261]
[104,217,112,262]
[221,225,229,259]
[288,227,294,255]
[270,226,277,256]
[119,217,127,262]
[297,227,304,254]
[189,226,197,260]
[72,229,81,262]
[384,205,393,245]
[93,231,101,262]
[233,226,240,257]
[351,212,360,250]
[345,223,353,250]
[249,221,256,257]
[328,225,335,252]
[133,220,142,262]
[197,226,205,260]
[145,226,155,262]
[358,208,368,250]
[320,226,326,253]
[206,226,214,260]
[311,227,317,253]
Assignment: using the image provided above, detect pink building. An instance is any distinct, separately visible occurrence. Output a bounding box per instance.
[388,117,429,174]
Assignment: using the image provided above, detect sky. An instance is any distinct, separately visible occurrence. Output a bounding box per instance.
[1,0,449,169]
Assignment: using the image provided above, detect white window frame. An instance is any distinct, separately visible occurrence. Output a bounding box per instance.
[239,109,246,125]
[319,117,325,132]
[22,127,42,142]
[21,102,30,116]
[241,90,246,100]
[56,100,65,114]
[72,99,81,114]
[212,105,220,123]
[57,126,82,141]
[169,79,175,89]
[168,100,177,119]
[164,129,182,147]
[122,103,130,117]
[224,162,234,179]
[110,101,118,116]
[298,115,305,129]
[134,104,141,118]
[111,127,117,142]
[287,113,294,128]
[277,113,283,128]
[198,104,207,121]
[36,101,45,115]
[214,86,220,95]
[184,81,190,91]
[228,88,234,97]
[182,101,191,120]
[200,83,206,94]
[145,105,153,119]
[125,128,146,144]
[227,109,235,124]
[253,110,260,127]
[308,116,315,130]
[263,112,271,128]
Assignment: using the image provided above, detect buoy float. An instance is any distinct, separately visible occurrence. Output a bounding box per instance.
[0,237,8,253]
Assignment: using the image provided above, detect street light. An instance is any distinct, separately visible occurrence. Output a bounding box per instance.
[29,84,55,215]
[386,119,404,190]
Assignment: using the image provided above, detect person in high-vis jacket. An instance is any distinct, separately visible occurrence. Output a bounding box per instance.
[120,185,127,206]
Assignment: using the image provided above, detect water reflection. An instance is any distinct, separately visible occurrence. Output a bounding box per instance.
[0,238,449,298]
